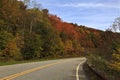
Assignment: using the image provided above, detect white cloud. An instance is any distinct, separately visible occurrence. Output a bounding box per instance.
[39,1,120,30]
[56,3,120,9]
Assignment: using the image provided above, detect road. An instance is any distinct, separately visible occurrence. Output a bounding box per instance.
[0,58,87,80]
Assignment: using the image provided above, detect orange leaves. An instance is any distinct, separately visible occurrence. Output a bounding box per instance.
[49,15,79,40]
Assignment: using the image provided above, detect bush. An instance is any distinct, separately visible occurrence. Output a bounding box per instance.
[87,53,120,80]
[22,34,43,59]
[87,54,108,72]
[0,32,22,61]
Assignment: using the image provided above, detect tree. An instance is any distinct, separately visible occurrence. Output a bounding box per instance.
[110,17,120,32]
[0,31,13,50]
[22,34,43,59]
[0,31,22,61]
[109,40,120,72]
[0,0,26,35]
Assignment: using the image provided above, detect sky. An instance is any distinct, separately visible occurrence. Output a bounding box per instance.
[35,0,120,31]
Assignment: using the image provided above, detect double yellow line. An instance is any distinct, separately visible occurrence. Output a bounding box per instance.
[0,60,71,80]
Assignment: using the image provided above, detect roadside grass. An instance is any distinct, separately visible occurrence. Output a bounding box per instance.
[83,63,103,80]
[0,57,60,66]
[0,56,83,66]
[86,53,120,80]
[0,59,44,66]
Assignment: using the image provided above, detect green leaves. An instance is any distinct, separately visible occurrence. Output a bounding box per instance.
[0,0,120,71]
[22,34,43,59]
[0,31,13,50]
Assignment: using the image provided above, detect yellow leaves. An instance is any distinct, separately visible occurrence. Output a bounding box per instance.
[116,48,120,53]
[64,40,73,50]
[0,34,23,61]
[109,62,120,71]
[4,38,20,57]
[109,53,120,71]
[112,53,120,61]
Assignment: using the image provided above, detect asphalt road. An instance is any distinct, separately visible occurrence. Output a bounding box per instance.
[0,57,87,80]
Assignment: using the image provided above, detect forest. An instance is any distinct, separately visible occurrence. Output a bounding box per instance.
[0,0,120,79]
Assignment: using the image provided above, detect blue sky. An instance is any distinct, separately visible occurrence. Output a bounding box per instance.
[35,0,120,30]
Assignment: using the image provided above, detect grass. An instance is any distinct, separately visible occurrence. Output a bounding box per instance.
[0,56,83,66]
[83,63,103,80]
[0,60,39,66]
[0,57,60,66]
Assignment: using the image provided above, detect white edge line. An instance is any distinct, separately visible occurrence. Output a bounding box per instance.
[76,62,83,80]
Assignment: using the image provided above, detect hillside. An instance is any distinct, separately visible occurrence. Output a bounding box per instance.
[0,0,120,60]
[0,0,120,79]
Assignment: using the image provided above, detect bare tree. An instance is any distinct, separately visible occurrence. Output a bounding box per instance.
[111,17,120,32]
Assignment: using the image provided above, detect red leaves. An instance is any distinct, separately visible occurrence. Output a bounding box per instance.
[49,14,79,39]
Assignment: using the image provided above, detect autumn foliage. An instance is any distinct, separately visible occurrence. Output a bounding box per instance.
[0,0,120,68]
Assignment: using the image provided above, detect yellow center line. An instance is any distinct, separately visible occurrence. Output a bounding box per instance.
[0,60,72,80]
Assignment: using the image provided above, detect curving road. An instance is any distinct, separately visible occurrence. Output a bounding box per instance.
[0,58,87,80]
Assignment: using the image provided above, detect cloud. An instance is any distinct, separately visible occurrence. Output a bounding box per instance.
[61,13,116,30]
[55,3,120,9]
[38,0,120,30]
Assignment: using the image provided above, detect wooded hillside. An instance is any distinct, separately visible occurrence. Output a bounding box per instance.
[0,0,120,65]
[0,1,120,79]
